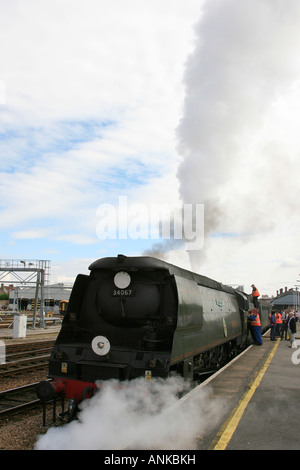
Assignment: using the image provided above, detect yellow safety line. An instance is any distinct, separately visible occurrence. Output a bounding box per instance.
[211,340,280,450]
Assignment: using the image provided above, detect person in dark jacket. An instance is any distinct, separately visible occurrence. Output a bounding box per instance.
[288,312,297,348]
[269,312,277,341]
[280,310,289,340]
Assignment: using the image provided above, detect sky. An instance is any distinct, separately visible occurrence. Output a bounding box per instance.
[1,0,300,297]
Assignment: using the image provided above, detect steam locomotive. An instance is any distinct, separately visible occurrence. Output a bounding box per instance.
[36,254,271,421]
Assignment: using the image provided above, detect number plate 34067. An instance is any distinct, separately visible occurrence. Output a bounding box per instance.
[112,289,135,297]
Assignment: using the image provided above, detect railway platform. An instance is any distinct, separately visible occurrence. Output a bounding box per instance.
[196,323,300,450]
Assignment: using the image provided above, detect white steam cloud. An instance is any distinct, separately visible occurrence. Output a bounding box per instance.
[176,0,300,268]
[35,376,226,450]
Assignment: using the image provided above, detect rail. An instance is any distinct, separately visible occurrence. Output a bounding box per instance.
[0,383,42,418]
[0,341,54,377]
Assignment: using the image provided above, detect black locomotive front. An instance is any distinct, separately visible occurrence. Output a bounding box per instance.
[47,256,178,388]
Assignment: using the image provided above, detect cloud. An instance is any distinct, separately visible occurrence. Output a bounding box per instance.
[1,0,199,122]
[0,0,205,282]
[1,0,300,297]
[53,234,98,245]
[12,229,53,240]
[0,0,201,235]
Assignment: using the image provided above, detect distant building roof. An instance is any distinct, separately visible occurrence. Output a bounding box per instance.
[272,289,299,307]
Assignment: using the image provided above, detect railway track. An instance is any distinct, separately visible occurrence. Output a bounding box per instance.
[0,340,54,377]
[0,383,42,419]
[0,341,56,420]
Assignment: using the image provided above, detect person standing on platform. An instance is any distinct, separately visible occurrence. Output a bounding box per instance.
[275,311,282,337]
[248,308,262,345]
[251,284,260,308]
[288,312,297,348]
[280,310,289,340]
[270,311,277,341]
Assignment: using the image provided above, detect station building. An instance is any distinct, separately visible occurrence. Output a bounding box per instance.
[272,287,300,311]
[8,283,73,314]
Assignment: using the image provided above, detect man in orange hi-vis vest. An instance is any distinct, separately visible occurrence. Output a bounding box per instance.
[275,311,282,337]
[248,308,262,345]
[251,284,260,308]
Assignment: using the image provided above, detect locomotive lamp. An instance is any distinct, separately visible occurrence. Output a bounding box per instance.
[114,271,131,288]
[91,335,111,356]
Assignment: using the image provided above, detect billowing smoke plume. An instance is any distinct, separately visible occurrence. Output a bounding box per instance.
[35,376,226,450]
[176,0,300,270]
